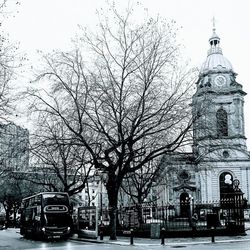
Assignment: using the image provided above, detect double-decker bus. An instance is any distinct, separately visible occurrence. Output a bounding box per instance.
[20,192,72,239]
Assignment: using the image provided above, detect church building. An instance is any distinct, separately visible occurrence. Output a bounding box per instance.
[161,27,250,210]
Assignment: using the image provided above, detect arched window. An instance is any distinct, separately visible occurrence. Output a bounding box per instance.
[216,108,228,137]
[219,172,233,199]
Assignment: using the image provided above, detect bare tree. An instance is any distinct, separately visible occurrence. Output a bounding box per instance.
[26,3,197,239]
[23,113,94,196]
[0,174,37,227]
[0,0,22,122]
[0,0,25,186]
[121,157,164,225]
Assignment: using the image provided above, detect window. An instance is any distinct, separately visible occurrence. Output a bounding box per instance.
[219,172,233,199]
[216,108,228,137]
[223,150,229,158]
[178,170,191,182]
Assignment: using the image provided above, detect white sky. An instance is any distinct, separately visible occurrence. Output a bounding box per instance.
[3,0,250,148]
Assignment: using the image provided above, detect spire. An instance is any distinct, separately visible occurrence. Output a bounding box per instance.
[212,16,217,35]
[208,17,222,55]
[200,19,234,74]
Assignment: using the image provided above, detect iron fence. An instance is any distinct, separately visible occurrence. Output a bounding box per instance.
[98,198,246,236]
[76,195,247,237]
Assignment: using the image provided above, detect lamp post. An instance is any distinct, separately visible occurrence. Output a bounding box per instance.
[99,175,103,225]
[191,196,194,215]
[95,170,105,226]
[94,170,105,239]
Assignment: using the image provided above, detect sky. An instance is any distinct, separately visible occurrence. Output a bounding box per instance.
[2,0,250,147]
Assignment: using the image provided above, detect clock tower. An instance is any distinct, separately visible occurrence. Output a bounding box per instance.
[159,25,250,206]
[191,26,250,202]
[193,26,247,155]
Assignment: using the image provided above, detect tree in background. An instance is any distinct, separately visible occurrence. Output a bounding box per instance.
[0,0,30,228]
[120,157,165,225]
[18,115,94,196]
[0,0,23,122]
[0,0,27,181]
[0,175,39,227]
[26,3,197,239]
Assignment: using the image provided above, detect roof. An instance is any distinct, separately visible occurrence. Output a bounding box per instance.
[200,28,234,75]
[200,52,233,74]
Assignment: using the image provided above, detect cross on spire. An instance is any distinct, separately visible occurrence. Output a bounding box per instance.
[208,17,221,51]
[212,16,217,32]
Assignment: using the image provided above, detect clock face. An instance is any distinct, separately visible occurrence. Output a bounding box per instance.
[214,75,226,86]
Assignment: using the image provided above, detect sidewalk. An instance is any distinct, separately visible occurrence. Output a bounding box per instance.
[71,234,250,247]
[71,224,250,247]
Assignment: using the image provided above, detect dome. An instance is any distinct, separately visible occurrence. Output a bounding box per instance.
[200,28,234,75]
[200,53,233,74]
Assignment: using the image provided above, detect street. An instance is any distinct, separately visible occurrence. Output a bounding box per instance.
[0,228,250,250]
[0,228,86,249]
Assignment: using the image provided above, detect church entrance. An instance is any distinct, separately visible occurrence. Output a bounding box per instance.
[180,192,190,218]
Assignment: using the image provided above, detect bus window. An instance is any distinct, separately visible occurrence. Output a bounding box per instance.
[42,194,69,206]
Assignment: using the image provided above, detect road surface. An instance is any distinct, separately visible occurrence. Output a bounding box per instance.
[0,228,250,249]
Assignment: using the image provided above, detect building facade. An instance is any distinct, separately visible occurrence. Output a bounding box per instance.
[161,27,250,211]
[0,122,29,172]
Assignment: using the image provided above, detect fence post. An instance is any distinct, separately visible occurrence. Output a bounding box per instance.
[130,228,134,245]
[211,227,215,243]
[161,227,165,245]
[99,223,104,240]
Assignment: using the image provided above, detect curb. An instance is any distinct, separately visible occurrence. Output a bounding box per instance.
[70,237,104,244]
[70,236,250,247]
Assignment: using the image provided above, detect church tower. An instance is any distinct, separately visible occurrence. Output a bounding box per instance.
[160,25,250,208]
[192,26,250,201]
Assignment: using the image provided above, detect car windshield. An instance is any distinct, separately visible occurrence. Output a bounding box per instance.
[42,193,69,206]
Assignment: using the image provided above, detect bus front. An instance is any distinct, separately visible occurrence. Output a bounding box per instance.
[41,193,72,238]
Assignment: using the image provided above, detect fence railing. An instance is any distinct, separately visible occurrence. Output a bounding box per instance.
[99,199,246,235]
[77,198,247,237]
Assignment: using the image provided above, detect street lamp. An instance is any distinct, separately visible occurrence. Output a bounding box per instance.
[99,175,103,225]
[94,170,105,226]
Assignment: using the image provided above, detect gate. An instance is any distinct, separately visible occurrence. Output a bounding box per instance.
[221,179,246,234]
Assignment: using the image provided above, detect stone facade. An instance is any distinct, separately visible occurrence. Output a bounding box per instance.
[161,28,250,210]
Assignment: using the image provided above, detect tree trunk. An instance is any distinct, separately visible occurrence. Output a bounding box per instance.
[107,180,119,240]
[5,207,11,228]
[108,204,118,240]
[136,205,144,226]
[137,195,144,225]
